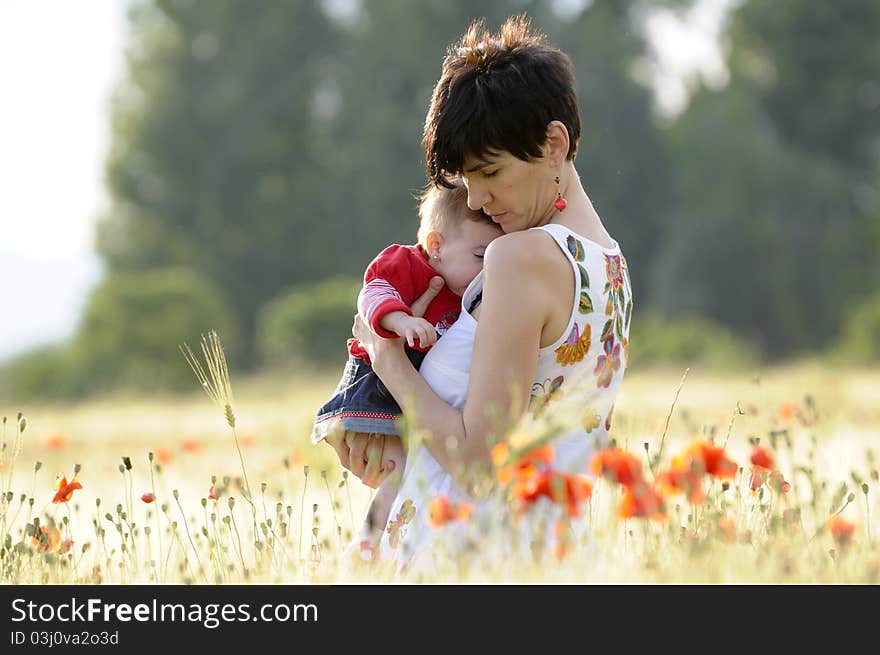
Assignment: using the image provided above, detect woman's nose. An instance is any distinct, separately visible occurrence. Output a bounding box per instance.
[466,183,489,212]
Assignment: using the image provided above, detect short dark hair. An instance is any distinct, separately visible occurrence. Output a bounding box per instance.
[424,14,581,188]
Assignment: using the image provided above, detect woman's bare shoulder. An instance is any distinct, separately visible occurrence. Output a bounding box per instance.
[484,229,563,270]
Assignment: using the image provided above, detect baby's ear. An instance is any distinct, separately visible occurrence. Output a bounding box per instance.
[425,230,444,256]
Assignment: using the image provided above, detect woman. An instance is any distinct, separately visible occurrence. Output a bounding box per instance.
[329,15,633,573]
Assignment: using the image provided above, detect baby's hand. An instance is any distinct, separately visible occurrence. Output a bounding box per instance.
[398,316,437,349]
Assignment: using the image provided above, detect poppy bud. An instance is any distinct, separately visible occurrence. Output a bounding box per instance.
[18,416,27,433]
[862,483,869,495]
[122,457,132,471]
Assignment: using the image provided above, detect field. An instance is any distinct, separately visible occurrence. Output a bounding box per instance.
[2,359,878,584]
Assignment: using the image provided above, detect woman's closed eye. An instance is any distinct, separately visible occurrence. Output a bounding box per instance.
[482,169,498,178]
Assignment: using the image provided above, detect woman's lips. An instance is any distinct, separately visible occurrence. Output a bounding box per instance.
[489,211,507,222]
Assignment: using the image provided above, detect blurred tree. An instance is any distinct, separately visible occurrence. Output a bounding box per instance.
[96,0,671,369]
[651,82,863,355]
[649,0,880,358]
[728,0,880,175]
[74,267,240,393]
[97,0,342,363]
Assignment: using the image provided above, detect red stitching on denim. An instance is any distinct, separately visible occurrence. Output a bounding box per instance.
[317,411,398,422]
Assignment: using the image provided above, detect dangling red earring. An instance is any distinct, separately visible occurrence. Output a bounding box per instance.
[554,176,567,211]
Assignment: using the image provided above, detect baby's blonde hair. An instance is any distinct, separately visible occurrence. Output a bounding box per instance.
[417,181,491,249]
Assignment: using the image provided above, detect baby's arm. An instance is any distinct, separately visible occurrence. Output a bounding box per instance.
[358,245,439,347]
[379,311,438,348]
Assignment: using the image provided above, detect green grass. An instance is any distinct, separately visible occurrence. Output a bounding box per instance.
[1,360,878,584]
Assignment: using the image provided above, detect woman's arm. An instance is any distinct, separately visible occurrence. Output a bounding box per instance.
[361,233,553,490]
[326,276,446,487]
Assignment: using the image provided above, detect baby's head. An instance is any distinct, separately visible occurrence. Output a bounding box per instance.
[418,182,504,296]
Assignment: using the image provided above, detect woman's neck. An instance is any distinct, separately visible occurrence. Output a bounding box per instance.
[548,162,615,248]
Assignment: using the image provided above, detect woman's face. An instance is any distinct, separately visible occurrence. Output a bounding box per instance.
[460,150,557,233]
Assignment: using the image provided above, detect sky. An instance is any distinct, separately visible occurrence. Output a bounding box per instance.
[0,0,735,364]
[0,0,127,361]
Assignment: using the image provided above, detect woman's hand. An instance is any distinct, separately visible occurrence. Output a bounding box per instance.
[326,276,445,486]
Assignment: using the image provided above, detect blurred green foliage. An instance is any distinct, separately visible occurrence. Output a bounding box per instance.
[3,268,238,399]
[7,0,879,398]
[627,310,758,371]
[256,276,361,369]
[0,344,85,401]
[73,267,240,392]
[830,295,880,364]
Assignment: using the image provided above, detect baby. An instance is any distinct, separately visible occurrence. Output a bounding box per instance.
[310,181,502,559]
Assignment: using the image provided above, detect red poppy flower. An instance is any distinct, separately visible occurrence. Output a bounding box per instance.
[45,432,67,450]
[618,482,666,521]
[33,526,62,553]
[778,402,797,423]
[494,443,554,486]
[749,468,767,491]
[515,470,593,518]
[155,447,174,466]
[750,445,774,470]
[684,441,738,479]
[427,495,473,528]
[208,485,220,500]
[52,473,82,504]
[716,517,736,543]
[141,492,155,503]
[182,439,201,453]
[589,447,644,487]
[655,466,704,505]
[827,516,856,547]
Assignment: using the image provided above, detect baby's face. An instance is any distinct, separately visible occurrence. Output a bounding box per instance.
[432,219,504,296]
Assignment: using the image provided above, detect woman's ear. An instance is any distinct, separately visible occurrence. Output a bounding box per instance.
[544,120,570,166]
[426,231,444,259]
